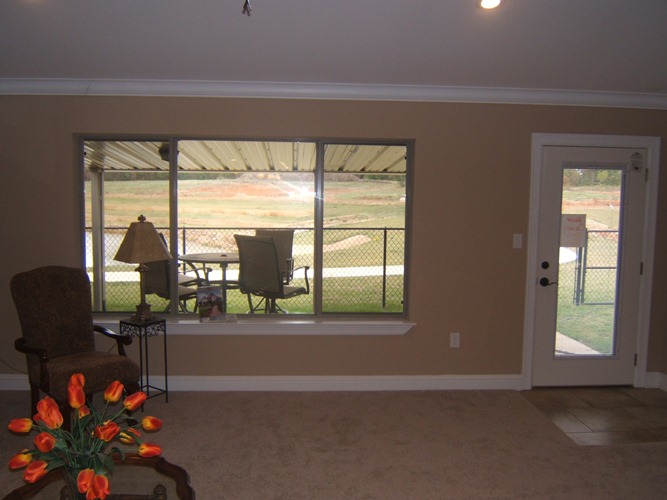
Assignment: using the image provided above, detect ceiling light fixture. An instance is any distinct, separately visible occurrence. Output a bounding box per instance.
[478,0,504,9]
[242,0,251,16]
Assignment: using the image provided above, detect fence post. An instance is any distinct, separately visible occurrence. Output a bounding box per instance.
[382,227,387,308]
[181,227,187,273]
[581,236,589,304]
[574,246,584,305]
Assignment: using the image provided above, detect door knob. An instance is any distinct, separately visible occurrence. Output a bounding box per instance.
[539,277,557,287]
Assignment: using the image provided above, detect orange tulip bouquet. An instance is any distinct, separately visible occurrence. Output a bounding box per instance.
[7,373,163,500]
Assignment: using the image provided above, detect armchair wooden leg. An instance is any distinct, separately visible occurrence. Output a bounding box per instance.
[58,400,72,432]
[125,380,141,395]
[29,383,40,415]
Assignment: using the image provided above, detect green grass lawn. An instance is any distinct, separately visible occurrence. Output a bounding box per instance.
[556,238,618,354]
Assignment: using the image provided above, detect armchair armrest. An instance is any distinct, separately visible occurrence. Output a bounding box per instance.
[94,324,132,356]
[292,265,310,293]
[15,337,48,362]
[281,258,296,285]
[182,262,213,284]
[15,337,50,390]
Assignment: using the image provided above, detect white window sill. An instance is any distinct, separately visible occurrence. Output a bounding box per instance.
[94,316,415,336]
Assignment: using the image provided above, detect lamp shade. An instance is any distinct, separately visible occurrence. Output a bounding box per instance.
[114,215,172,264]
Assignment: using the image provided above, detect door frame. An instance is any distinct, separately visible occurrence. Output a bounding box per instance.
[522,133,661,389]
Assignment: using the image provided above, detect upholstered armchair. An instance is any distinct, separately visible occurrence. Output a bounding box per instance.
[10,265,141,429]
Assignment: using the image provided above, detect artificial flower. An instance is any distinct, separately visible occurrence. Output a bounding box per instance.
[36,397,63,430]
[70,373,85,386]
[138,443,162,458]
[104,381,124,403]
[9,449,32,470]
[7,375,161,497]
[77,468,95,493]
[123,391,147,411]
[8,418,33,433]
[23,460,48,483]
[34,431,56,453]
[89,473,110,500]
[119,428,141,444]
[95,421,121,442]
[68,374,86,409]
[141,416,163,431]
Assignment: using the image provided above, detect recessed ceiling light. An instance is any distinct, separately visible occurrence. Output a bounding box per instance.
[478,0,504,9]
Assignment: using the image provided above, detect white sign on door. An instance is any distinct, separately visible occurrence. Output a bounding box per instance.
[560,214,587,247]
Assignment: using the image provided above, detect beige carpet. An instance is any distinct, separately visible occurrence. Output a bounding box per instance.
[2,390,667,499]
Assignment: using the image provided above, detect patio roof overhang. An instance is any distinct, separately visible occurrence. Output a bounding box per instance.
[84,140,407,174]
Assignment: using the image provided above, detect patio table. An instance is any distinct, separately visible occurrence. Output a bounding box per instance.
[179,252,239,312]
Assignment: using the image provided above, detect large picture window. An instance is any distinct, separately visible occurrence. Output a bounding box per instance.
[83,138,411,318]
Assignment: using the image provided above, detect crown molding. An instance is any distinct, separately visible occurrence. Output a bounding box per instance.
[1,78,667,109]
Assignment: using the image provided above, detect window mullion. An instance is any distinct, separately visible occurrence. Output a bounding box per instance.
[313,140,325,315]
[168,138,179,317]
[90,166,106,311]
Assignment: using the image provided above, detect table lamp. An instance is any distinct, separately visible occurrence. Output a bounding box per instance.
[114,215,172,321]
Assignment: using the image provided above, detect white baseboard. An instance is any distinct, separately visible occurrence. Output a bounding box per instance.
[0,374,30,390]
[0,373,523,392]
[166,374,524,391]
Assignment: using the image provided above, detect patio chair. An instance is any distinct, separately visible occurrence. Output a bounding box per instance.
[10,266,141,430]
[143,234,208,312]
[158,233,211,286]
[234,234,310,313]
[255,229,296,284]
[144,259,200,313]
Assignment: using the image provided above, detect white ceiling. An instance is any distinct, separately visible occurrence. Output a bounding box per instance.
[2,0,667,108]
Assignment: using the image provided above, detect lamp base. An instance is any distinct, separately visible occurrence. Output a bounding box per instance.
[131,302,154,322]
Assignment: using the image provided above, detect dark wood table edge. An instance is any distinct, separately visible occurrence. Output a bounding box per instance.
[2,455,195,500]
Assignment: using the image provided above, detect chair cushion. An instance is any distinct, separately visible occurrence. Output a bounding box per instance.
[283,285,307,298]
[177,284,198,299]
[29,351,141,402]
[178,274,198,286]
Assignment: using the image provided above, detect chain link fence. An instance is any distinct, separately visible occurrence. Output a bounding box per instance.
[559,229,619,306]
[86,226,405,315]
[321,228,404,312]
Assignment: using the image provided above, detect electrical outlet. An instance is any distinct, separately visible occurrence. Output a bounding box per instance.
[450,332,461,348]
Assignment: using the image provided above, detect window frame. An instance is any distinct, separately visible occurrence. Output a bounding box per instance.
[80,135,414,326]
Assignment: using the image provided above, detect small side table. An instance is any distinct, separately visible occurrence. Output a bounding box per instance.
[119,317,168,402]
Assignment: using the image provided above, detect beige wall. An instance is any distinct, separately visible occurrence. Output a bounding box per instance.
[1,95,666,379]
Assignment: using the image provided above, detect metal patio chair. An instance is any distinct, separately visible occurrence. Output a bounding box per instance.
[234,234,310,313]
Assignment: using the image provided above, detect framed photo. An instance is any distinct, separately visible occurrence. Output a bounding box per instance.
[197,285,224,322]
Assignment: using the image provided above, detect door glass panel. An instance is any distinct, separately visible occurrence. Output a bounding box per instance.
[555,167,623,357]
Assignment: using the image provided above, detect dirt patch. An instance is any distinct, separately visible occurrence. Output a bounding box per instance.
[323,235,371,252]
[180,182,295,199]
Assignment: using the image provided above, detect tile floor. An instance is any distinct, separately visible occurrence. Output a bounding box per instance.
[522,386,667,446]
